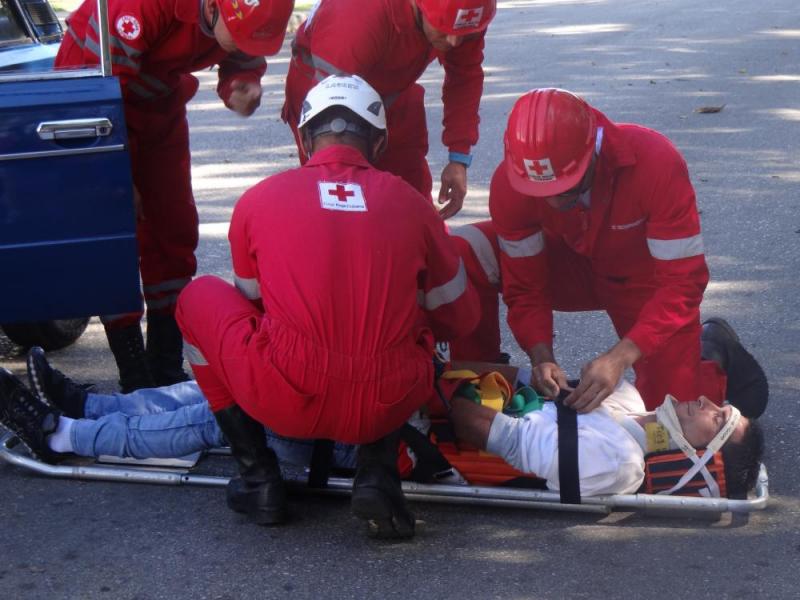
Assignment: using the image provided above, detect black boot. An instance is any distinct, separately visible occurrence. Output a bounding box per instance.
[213,405,288,525]
[351,430,415,539]
[145,312,191,387]
[0,368,62,464]
[105,323,157,393]
[701,318,769,418]
[26,346,88,418]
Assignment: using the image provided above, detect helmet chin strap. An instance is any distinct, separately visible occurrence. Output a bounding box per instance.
[654,395,741,497]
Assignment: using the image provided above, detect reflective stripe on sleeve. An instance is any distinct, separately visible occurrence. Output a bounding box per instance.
[424,260,467,311]
[235,275,261,300]
[450,224,499,286]
[139,73,172,94]
[498,232,544,258]
[67,27,85,48]
[295,47,344,82]
[184,342,208,366]
[647,234,704,260]
[128,81,156,99]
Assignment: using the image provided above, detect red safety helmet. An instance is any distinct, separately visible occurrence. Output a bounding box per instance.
[217,0,294,57]
[503,88,597,197]
[416,0,497,36]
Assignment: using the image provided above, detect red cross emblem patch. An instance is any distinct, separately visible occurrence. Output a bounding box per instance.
[318,181,367,212]
[523,158,556,182]
[453,7,484,29]
[115,15,141,40]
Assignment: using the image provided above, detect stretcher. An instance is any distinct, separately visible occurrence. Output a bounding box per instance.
[0,431,769,517]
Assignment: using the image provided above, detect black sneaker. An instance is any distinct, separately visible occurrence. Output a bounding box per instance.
[26,346,88,418]
[701,318,769,418]
[0,368,62,463]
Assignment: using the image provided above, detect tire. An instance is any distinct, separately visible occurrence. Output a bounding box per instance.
[1,318,90,351]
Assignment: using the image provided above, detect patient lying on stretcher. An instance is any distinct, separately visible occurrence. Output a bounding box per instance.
[0,345,764,500]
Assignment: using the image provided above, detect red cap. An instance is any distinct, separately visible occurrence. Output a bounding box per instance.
[416,0,496,36]
[503,88,597,197]
[218,0,294,57]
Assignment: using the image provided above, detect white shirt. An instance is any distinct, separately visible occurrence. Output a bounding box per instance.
[486,380,646,496]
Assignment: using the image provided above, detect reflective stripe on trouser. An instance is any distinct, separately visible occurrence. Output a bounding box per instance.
[449,220,503,362]
[284,64,432,199]
[176,276,435,444]
[103,104,198,328]
[541,233,725,409]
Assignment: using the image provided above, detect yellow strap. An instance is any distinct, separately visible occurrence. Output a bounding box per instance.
[441,369,480,381]
[477,371,513,412]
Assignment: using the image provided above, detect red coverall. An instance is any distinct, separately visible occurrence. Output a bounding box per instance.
[176,145,479,444]
[55,0,267,326]
[281,0,485,198]
[452,109,727,409]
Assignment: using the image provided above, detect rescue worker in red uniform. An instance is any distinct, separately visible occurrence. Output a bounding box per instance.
[54,0,294,393]
[282,0,496,219]
[453,88,749,412]
[176,75,479,537]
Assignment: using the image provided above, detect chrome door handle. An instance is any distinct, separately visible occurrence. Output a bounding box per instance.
[37,118,114,141]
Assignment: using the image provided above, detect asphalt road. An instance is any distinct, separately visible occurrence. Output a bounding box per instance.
[2,0,799,598]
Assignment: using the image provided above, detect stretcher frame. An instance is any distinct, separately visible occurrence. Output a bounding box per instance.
[0,432,768,516]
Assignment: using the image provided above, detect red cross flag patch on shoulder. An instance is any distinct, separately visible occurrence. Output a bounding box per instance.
[523,158,556,182]
[318,182,367,212]
[116,15,141,40]
[454,7,484,29]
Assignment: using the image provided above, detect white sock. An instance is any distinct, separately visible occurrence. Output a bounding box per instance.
[47,416,75,454]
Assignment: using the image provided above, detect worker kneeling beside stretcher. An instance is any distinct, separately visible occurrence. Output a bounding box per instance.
[174,74,479,539]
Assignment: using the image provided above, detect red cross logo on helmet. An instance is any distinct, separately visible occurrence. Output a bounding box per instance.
[453,7,484,29]
[524,158,556,182]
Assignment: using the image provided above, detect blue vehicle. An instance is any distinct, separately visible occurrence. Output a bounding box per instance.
[0,0,140,349]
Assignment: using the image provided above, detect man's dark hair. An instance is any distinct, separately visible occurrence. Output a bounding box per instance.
[721,418,764,499]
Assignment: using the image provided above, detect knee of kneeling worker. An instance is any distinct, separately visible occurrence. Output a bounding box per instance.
[175,275,228,334]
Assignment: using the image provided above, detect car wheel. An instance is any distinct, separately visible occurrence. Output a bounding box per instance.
[1,318,90,351]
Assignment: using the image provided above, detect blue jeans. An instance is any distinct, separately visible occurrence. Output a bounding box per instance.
[71,381,358,469]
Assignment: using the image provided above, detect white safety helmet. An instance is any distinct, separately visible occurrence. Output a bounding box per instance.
[653,395,742,497]
[298,74,387,137]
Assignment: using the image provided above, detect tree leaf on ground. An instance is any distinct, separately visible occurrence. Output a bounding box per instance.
[695,105,726,114]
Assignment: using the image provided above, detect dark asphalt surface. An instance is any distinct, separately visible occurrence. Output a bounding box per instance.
[2,1,799,598]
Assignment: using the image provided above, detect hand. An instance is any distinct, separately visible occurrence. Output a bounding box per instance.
[532,361,568,398]
[564,338,641,413]
[437,161,467,219]
[228,80,262,117]
[132,184,144,222]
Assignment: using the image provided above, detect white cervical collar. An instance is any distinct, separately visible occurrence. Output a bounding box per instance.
[654,395,741,497]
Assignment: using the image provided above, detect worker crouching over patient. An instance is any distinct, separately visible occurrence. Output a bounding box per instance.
[451,88,768,418]
[175,75,479,538]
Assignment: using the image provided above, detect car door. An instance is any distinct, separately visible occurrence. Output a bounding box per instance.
[0,0,141,327]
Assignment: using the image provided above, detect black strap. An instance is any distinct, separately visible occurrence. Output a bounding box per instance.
[398,423,456,483]
[555,398,581,504]
[307,439,334,488]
